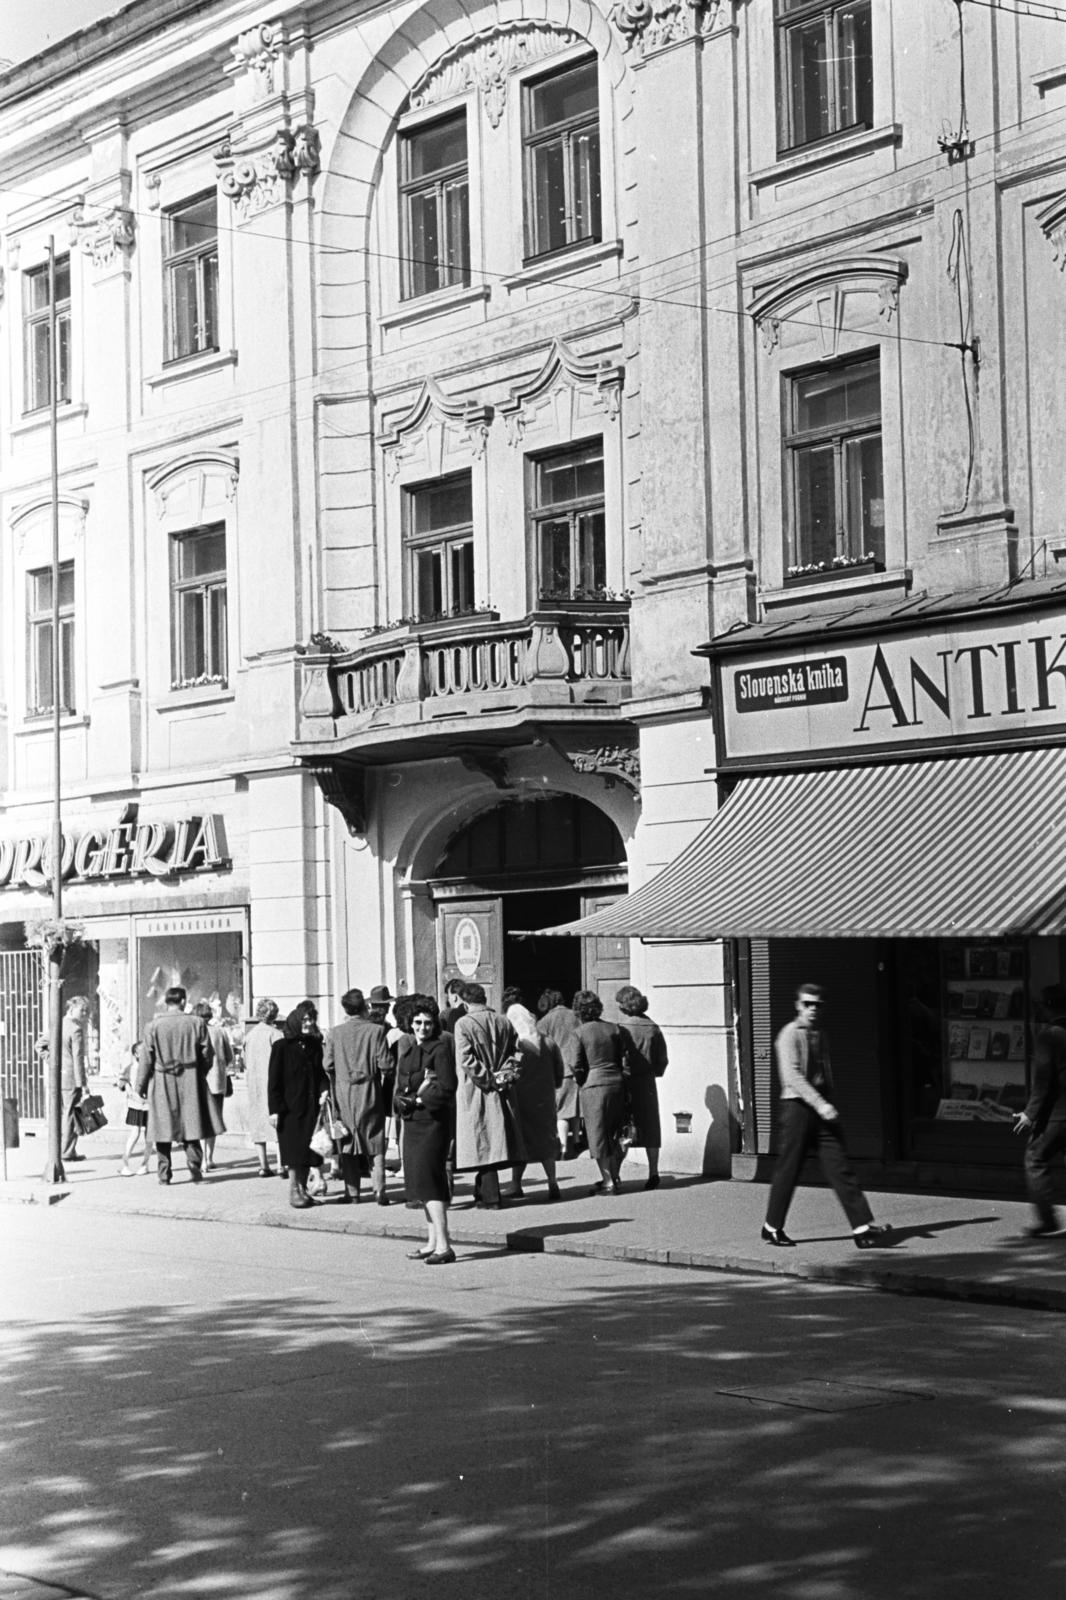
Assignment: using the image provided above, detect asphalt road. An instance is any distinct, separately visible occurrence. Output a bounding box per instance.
[1,1207,1065,1600]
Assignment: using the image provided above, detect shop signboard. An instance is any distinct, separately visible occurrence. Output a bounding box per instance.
[717,605,1066,764]
[0,813,229,891]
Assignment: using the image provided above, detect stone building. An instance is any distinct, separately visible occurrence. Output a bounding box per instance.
[2,1,1066,1183]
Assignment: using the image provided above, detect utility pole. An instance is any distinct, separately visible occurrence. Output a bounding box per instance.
[42,235,64,1186]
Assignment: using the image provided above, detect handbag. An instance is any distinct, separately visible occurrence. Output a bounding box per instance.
[224,1074,234,1098]
[74,1095,107,1136]
[309,1104,334,1158]
[393,1090,418,1120]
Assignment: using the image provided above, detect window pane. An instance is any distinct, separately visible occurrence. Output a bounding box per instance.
[57,564,75,608]
[844,432,884,563]
[838,3,873,129]
[786,17,831,147]
[60,616,75,712]
[794,443,838,565]
[450,541,475,614]
[443,178,470,285]
[175,529,226,580]
[34,621,54,713]
[178,589,206,681]
[576,510,607,593]
[405,115,467,180]
[28,319,50,409]
[540,519,573,598]
[405,189,442,298]
[169,195,217,256]
[411,477,472,535]
[571,128,601,243]
[531,139,569,255]
[32,569,52,614]
[170,260,199,358]
[536,444,604,507]
[202,252,219,348]
[57,313,71,402]
[415,548,443,618]
[531,60,598,132]
[794,360,880,434]
[208,584,228,681]
[26,267,50,314]
[54,257,71,303]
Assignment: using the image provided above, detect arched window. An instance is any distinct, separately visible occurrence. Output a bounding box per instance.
[437,794,623,880]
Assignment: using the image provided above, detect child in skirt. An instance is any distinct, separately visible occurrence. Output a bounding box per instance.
[118,1046,151,1176]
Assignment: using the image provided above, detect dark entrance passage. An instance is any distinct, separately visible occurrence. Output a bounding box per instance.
[503,890,582,1009]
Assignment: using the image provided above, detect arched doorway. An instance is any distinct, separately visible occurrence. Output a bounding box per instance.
[431,794,629,1014]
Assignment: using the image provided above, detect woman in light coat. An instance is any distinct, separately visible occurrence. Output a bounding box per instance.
[453,983,525,1209]
[244,999,284,1177]
[504,991,562,1200]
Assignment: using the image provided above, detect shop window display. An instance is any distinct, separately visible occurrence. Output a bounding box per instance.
[137,931,243,1038]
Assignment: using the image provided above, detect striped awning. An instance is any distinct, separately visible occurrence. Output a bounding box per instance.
[530,746,1066,941]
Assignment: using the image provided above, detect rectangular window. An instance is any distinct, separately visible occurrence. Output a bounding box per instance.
[533,440,606,601]
[171,526,228,688]
[776,0,873,153]
[786,355,884,572]
[524,57,601,261]
[23,256,71,413]
[400,113,470,301]
[404,474,475,621]
[164,194,219,361]
[27,562,75,716]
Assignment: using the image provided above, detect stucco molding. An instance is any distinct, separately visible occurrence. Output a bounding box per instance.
[1037,192,1066,271]
[610,0,720,59]
[226,20,284,103]
[215,124,320,220]
[749,253,909,355]
[561,737,641,793]
[73,202,135,271]
[146,451,239,523]
[409,21,582,129]
[379,377,494,481]
[8,493,89,551]
[499,338,624,444]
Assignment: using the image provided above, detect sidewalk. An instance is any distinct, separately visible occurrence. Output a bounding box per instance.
[5,1127,1066,1312]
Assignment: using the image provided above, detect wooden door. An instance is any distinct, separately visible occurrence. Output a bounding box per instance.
[581,893,630,1022]
[436,898,504,1011]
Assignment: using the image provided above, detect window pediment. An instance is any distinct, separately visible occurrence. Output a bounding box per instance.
[499,338,623,445]
[750,253,908,356]
[408,21,583,129]
[379,377,493,481]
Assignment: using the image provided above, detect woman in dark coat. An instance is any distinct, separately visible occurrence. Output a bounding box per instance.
[268,1002,329,1209]
[569,989,627,1196]
[394,996,458,1264]
[538,988,581,1156]
[616,984,668,1190]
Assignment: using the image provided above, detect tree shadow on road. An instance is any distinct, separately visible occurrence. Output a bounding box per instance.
[2,1232,1066,1600]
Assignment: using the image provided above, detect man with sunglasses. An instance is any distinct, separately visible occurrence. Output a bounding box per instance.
[762,983,889,1250]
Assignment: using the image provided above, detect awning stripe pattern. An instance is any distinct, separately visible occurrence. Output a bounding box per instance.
[531,746,1066,941]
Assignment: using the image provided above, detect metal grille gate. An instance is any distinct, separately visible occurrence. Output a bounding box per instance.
[0,950,46,1119]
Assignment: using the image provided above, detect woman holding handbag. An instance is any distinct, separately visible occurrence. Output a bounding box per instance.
[268,1002,329,1209]
[394,996,458,1263]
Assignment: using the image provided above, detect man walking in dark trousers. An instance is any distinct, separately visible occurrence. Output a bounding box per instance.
[1014,985,1066,1237]
[762,983,889,1250]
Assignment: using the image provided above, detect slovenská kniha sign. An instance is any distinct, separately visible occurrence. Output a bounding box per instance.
[0,814,230,891]
[718,606,1066,763]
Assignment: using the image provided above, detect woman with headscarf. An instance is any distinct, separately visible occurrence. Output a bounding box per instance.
[394,995,458,1264]
[537,988,581,1158]
[504,988,562,1200]
[570,989,627,1196]
[268,1002,329,1209]
[615,985,668,1190]
[244,998,284,1177]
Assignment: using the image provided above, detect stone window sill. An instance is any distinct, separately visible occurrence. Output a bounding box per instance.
[502,238,623,292]
[750,124,903,190]
[10,402,88,438]
[155,685,235,713]
[761,566,911,611]
[378,283,491,330]
[16,713,90,737]
[145,349,238,388]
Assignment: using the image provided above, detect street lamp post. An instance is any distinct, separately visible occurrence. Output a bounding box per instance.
[42,234,65,1186]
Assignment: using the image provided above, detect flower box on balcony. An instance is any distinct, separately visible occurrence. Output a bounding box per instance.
[783,560,882,588]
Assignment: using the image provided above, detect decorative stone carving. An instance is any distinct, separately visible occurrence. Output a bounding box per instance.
[410,21,580,130]
[568,742,641,792]
[310,763,367,838]
[230,21,283,102]
[380,377,494,481]
[611,0,719,59]
[749,254,909,358]
[145,171,161,210]
[74,203,135,270]
[501,338,624,445]
[457,749,511,790]
[216,125,319,219]
[1037,192,1066,271]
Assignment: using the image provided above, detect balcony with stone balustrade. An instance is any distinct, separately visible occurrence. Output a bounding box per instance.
[295,604,632,762]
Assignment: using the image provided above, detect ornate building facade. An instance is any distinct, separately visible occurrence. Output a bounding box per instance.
[3,1,1066,1179]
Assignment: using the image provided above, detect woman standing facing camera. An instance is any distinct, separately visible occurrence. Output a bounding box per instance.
[268,1002,329,1210]
[395,996,458,1264]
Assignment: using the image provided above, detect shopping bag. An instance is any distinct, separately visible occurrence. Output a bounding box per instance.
[309,1104,334,1158]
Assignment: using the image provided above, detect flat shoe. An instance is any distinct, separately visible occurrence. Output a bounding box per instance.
[853,1225,891,1249]
[407,1249,435,1259]
[547,1183,561,1201]
[761,1225,795,1247]
[644,1175,661,1191]
[423,1249,456,1265]
[376,1193,390,1206]
[118,1168,135,1177]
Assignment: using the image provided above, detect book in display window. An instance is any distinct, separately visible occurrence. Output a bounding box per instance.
[935,941,1027,1125]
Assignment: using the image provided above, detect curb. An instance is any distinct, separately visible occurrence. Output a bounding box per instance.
[11,1185,1065,1315]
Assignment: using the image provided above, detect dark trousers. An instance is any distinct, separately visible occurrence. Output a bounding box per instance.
[766,1100,873,1232]
[1024,1120,1066,1224]
[155,1140,202,1183]
[61,1088,81,1159]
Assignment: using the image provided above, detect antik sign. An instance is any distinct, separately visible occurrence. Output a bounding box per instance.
[719,606,1066,763]
[0,813,230,891]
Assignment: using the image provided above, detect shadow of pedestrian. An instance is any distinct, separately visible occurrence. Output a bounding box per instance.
[793,1216,1003,1248]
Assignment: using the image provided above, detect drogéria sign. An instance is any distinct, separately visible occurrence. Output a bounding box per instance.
[718,607,1066,763]
[0,814,230,891]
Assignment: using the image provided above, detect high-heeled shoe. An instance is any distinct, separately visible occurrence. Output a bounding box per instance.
[547,1182,561,1201]
[644,1174,661,1191]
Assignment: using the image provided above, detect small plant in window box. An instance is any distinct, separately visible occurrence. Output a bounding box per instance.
[538,586,632,608]
[785,552,883,587]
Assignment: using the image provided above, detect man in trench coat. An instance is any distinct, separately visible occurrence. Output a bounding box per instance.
[323,988,393,1203]
[136,986,222,1185]
[453,983,525,1207]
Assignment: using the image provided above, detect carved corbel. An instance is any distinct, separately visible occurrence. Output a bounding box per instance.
[228,21,284,102]
[216,123,319,220]
[74,203,135,271]
[457,748,511,790]
[1038,192,1066,272]
[611,0,719,59]
[310,764,367,839]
